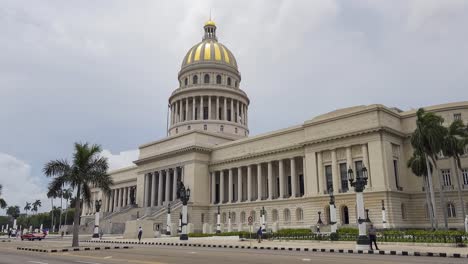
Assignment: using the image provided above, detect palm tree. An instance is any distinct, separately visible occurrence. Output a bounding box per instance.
[47,189,58,232]
[6,205,20,219]
[410,108,447,229]
[407,150,434,228]
[442,119,468,229]
[24,202,31,215]
[43,142,112,247]
[32,200,42,215]
[62,188,73,226]
[0,185,7,209]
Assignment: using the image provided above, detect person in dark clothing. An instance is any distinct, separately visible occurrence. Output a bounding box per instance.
[137,227,143,242]
[256,226,262,243]
[368,224,379,250]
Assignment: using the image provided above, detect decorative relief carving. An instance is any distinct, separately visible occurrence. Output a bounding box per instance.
[351,145,362,157]
[392,144,400,158]
[322,151,331,162]
[336,148,346,160]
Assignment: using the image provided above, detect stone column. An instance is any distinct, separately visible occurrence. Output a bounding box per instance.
[268,161,273,200]
[173,168,178,201]
[165,169,170,204]
[223,97,227,121]
[362,144,371,187]
[200,96,204,120]
[237,167,242,202]
[257,164,262,201]
[185,98,189,121]
[290,158,297,198]
[346,146,353,175]
[127,187,131,206]
[192,97,196,120]
[332,149,340,193]
[317,152,324,195]
[220,170,225,203]
[151,172,157,207]
[144,174,149,207]
[216,96,220,120]
[114,189,119,210]
[230,99,234,122]
[123,187,127,207]
[208,96,212,120]
[247,165,252,202]
[228,169,233,203]
[158,170,163,206]
[279,159,284,199]
[211,172,216,204]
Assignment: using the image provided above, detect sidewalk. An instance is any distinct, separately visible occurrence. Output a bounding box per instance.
[89,236,468,256]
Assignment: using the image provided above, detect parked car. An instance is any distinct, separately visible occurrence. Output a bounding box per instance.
[21,232,46,241]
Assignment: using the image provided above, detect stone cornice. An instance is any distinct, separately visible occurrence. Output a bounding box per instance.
[134,145,212,166]
[302,126,406,146]
[139,130,237,149]
[169,86,250,104]
[209,144,304,166]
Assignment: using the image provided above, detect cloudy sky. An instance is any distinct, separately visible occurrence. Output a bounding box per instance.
[1,0,467,214]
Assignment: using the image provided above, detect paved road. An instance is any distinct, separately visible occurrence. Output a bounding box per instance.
[1,240,467,264]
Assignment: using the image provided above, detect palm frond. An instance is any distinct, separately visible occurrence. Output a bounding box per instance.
[0,198,7,209]
[43,159,71,177]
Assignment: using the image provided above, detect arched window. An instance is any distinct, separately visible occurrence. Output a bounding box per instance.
[250,210,256,222]
[216,75,222,84]
[184,78,188,86]
[175,128,178,134]
[296,208,304,222]
[222,212,227,223]
[204,74,210,84]
[401,203,406,219]
[283,209,291,222]
[231,212,236,223]
[204,124,207,130]
[272,209,278,222]
[235,127,238,133]
[447,203,456,218]
[241,211,246,223]
[227,77,231,86]
[187,125,191,130]
[192,75,198,84]
[220,125,224,132]
[201,213,205,223]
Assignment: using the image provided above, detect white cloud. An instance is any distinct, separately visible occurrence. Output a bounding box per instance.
[101,149,139,172]
[0,153,47,215]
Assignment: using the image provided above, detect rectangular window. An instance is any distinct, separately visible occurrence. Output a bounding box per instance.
[339,163,348,192]
[463,169,468,185]
[299,174,304,196]
[441,169,452,186]
[355,160,363,178]
[325,165,333,192]
[454,113,461,121]
[393,160,401,189]
[203,107,208,120]
[287,176,292,197]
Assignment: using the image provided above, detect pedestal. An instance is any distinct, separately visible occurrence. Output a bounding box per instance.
[216,213,221,233]
[180,205,188,240]
[166,213,171,235]
[92,212,100,239]
[261,214,266,232]
[330,204,337,233]
[355,192,369,250]
[227,218,232,232]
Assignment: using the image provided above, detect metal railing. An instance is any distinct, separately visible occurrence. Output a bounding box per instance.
[239,232,468,244]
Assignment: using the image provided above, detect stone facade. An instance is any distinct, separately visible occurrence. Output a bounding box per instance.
[81,21,468,235]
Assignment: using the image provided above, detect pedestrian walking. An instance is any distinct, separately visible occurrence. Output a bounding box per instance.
[8,229,11,238]
[137,226,143,242]
[368,224,379,250]
[256,226,262,243]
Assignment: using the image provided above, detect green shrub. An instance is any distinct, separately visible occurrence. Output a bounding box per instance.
[330,232,339,241]
[337,227,358,235]
[276,228,311,236]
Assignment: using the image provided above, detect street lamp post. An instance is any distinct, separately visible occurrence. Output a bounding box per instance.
[365,209,371,223]
[381,200,387,229]
[228,211,232,232]
[328,188,337,233]
[216,206,221,234]
[348,166,370,250]
[261,207,266,232]
[166,203,171,235]
[92,199,102,239]
[178,181,191,240]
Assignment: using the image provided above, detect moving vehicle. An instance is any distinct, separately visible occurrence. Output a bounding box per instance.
[21,232,46,241]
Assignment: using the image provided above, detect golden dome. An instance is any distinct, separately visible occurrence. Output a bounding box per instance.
[205,20,216,27]
[181,22,238,70]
